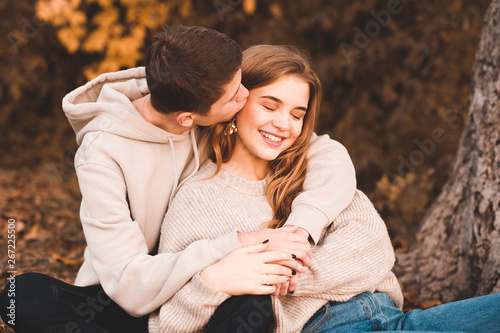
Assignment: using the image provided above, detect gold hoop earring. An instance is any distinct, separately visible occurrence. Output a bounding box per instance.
[224,117,238,135]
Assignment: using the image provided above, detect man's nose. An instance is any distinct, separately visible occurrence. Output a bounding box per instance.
[236,84,249,102]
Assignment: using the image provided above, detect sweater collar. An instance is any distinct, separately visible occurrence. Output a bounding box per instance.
[200,161,267,196]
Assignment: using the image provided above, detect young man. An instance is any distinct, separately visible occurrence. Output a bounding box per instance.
[0,25,356,332]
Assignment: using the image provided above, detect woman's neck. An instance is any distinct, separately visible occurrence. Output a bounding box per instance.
[222,148,269,181]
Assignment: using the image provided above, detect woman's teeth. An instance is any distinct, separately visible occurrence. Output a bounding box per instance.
[260,131,283,143]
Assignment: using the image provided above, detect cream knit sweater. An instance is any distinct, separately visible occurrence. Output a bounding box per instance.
[65,66,356,316]
[149,161,403,333]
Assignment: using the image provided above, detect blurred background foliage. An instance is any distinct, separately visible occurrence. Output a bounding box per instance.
[0,0,491,245]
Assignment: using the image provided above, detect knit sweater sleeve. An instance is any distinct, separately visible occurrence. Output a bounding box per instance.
[284,134,356,244]
[293,190,396,297]
[150,273,231,333]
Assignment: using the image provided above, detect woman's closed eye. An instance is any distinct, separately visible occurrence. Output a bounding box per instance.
[263,105,277,111]
[291,111,306,120]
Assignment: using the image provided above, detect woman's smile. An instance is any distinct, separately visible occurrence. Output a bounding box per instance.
[232,75,310,164]
[259,130,286,146]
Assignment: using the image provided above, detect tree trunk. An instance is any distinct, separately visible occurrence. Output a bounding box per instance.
[394,0,500,305]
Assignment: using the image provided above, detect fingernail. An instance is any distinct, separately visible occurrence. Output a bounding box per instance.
[262,239,269,244]
[292,254,297,259]
[292,270,296,275]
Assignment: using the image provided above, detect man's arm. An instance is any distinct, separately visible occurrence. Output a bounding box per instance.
[284,133,356,244]
[293,190,395,297]
[237,134,356,279]
[75,146,241,317]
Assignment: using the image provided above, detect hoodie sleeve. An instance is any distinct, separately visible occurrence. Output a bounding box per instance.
[284,134,357,244]
[74,137,241,317]
[293,190,396,298]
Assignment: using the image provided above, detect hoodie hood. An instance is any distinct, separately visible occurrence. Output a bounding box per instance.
[63,66,186,145]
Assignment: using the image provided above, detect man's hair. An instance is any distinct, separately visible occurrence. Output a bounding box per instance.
[146,25,242,116]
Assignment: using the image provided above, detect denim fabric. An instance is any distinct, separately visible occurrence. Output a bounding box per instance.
[301,292,500,333]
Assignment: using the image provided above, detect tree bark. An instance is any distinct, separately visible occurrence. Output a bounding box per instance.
[394,0,500,304]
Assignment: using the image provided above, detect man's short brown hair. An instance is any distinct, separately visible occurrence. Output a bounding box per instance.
[146,25,242,116]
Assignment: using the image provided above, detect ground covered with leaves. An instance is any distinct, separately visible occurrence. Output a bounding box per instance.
[0,165,83,332]
[1,0,493,331]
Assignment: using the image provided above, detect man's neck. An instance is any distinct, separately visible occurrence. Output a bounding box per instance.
[133,95,189,134]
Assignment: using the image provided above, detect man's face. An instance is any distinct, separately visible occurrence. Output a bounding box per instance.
[194,69,249,126]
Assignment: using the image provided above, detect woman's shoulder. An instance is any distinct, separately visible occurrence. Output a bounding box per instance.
[187,159,219,183]
[166,161,224,216]
[183,160,267,196]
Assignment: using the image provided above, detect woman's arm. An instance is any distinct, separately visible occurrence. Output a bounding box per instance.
[151,243,295,333]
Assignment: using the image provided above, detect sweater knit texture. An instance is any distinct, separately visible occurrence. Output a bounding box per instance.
[64,66,357,316]
[148,161,403,333]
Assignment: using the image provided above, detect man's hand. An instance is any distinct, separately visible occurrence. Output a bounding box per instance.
[273,226,312,295]
[294,227,312,246]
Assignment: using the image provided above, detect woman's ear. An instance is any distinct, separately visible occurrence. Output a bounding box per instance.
[176,112,194,128]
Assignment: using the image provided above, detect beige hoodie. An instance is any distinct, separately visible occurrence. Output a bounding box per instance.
[63,66,356,317]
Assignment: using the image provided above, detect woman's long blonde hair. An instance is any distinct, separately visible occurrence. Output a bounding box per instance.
[200,45,322,228]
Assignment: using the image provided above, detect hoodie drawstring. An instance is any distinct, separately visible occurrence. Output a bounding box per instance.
[167,137,178,208]
[167,129,200,207]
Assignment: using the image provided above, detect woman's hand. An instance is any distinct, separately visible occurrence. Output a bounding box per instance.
[199,241,296,295]
[237,225,313,267]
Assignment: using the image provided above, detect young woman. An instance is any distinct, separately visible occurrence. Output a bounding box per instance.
[148,45,500,333]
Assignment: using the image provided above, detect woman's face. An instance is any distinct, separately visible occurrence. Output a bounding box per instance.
[234,75,310,163]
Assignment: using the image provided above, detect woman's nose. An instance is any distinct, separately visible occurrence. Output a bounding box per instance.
[272,114,290,131]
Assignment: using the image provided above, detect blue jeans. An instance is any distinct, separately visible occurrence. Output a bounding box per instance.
[301,292,500,333]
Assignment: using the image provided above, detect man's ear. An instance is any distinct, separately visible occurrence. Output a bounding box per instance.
[176,112,194,128]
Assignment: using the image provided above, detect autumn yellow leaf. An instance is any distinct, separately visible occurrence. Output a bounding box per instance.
[127,3,170,29]
[36,0,84,26]
[51,253,85,266]
[92,7,119,29]
[180,0,192,18]
[82,29,109,52]
[36,0,177,79]
[88,0,113,8]
[269,3,282,19]
[243,0,256,15]
[68,9,87,27]
[57,26,85,53]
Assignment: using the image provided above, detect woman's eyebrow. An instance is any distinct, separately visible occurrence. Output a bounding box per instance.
[260,95,307,112]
